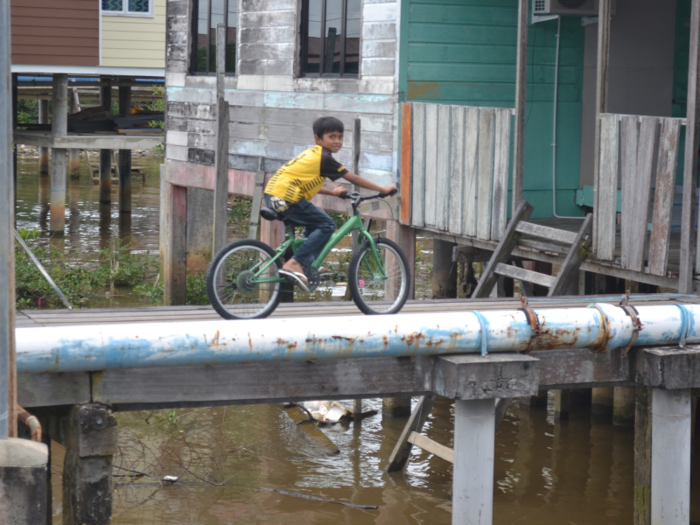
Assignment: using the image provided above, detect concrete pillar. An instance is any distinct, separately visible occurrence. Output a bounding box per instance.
[382,396,412,418]
[38,99,49,174]
[453,399,495,525]
[591,387,614,415]
[0,439,48,525]
[63,404,118,525]
[386,220,416,299]
[99,77,112,204]
[613,386,636,427]
[118,83,132,214]
[68,89,80,178]
[554,389,570,421]
[634,387,652,525]
[651,389,691,525]
[432,238,457,299]
[50,74,68,236]
[186,188,216,271]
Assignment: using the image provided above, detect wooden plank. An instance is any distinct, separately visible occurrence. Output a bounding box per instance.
[491,109,511,241]
[549,214,593,296]
[476,108,496,240]
[248,166,265,239]
[435,104,452,231]
[592,0,613,257]
[649,118,681,276]
[400,103,412,225]
[449,106,465,235]
[625,117,658,272]
[685,0,700,289]
[515,221,578,244]
[385,395,436,472]
[424,104,439,227]
[517,238,569,255]
[463,107,480,237]
[160,169,188,306]
[408,431,454,464]
[619,115,639,269]
[512,0,529,214]
[411,104,426,228]
[472,200,534,298]
[595,113,619,261]
[494,263,556,288]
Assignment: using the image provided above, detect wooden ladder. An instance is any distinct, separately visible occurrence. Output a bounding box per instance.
[472,200,593,298]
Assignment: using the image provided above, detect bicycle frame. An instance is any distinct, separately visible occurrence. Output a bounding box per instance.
[251,212,386,285]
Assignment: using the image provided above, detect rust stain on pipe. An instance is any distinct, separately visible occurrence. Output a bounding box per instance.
[17,406,42,442]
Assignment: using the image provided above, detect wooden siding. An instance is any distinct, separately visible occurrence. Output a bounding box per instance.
[11,0,99,66]
[402,0,585,219]
[102,0,166,68]
[165,0,400,190]
[403,102,512,241]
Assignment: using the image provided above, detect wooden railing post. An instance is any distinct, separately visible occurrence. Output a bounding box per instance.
[512,0,529,214]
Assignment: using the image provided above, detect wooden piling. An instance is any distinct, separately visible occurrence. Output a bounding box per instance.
[613,386,636,427]
[160,165,187,306]
[386,221,416,300]
[38,99,49,174]
[554,390,570,421]
[118,83,132,214]
[432,239,457,299]
[99,77,112,204]
[50,74,68,236]
[68,89,80,178]
[591,387,614,415]
[212,24,230,258]
[634,387,651,525]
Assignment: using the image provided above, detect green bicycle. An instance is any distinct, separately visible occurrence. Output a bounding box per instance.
[206,190,411,319]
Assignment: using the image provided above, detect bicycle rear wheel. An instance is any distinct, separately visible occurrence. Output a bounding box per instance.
[206,240,283,320]
[348,237,410,315]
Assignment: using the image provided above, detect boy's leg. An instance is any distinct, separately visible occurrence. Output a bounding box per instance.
[281,200,335,272]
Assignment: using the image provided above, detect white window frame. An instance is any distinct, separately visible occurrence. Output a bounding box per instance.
[101,0,154,18]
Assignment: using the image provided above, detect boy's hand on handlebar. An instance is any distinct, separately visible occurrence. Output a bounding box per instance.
[380,185,398,196]
[331,186,349,197]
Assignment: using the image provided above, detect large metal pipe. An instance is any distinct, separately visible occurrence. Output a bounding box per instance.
[13,303,700,375]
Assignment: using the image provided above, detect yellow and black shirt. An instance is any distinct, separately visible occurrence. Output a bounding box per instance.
[265,145,348,203]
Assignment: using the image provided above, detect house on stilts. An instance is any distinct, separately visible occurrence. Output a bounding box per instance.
[161,0,700,301]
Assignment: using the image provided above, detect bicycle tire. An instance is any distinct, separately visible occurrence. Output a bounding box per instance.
[348,237,410,315]
[206,239,283,320]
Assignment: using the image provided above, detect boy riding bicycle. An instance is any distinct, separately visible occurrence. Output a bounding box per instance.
[264,116,397,292]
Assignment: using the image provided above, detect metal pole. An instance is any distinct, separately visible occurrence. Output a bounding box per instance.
[0,0,15,439]
[651,388,691,525]
[212,24,229,256]
[452,399,495,525]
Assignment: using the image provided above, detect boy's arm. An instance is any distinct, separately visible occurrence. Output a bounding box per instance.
[342,172,397,195]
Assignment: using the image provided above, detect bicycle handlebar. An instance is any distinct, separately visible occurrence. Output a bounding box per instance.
[339,188,398,203]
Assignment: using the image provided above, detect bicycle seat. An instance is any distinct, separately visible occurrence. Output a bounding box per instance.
[260,207,284,222]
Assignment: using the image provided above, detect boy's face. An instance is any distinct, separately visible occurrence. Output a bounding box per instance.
[315,131,344,153]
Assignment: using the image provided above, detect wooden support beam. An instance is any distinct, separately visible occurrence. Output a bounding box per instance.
[385,395,436,472]
[99,77,112,205]
[248,161,264,240]
[212,24,229,257]
[118,83,132,214]
[512,0,529,213]
[684,0,700,290]
[50,74,68,236]
[38,100,49,174]
[160,165,187,306]
[592,0,613,256]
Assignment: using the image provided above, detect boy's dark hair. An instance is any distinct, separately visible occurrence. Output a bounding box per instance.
[313,116,344,138]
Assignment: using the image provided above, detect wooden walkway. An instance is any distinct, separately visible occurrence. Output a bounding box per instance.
[16,294,695,328]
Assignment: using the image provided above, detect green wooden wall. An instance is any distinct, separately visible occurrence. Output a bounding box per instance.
[400,0,586,219]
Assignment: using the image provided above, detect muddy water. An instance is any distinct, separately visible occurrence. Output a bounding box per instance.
[16,152,700,524]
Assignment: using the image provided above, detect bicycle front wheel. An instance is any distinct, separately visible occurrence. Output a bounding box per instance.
[206,240,283,320]
[348,237,410,315]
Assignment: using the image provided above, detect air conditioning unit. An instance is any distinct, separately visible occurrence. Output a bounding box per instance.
[533,0,598,16]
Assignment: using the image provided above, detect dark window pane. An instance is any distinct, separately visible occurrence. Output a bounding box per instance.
[209,0,225,72]
[102,0,122,11]
[344,0,361,75]
[324,0,342,74]
[128,0,149,12]
[226,0,237,73]
[303,0,322,74]
[195,0,210,72]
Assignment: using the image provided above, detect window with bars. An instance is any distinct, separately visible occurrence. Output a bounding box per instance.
[102,0,152,16]
[300,0,361,78]
[192,0,238,75]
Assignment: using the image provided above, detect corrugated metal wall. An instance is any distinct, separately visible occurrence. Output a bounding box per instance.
[401,0,585,219]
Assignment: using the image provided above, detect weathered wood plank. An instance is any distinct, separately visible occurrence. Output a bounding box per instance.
[649,118,681,276]
[685,0,700,289]
[548,214,593,296]
[512,0,529,214]
[385,395,436,472]
[476,108,495,240]
[424,104,439,227]
[596,113,619,261]
[411,103,426,228]
[408,431,454,463]
[160,167,187,306]
[463,107,480,237]
[625,117,658,272]
[620,115,639,269]
[491,109,511,241]
[400,103,412,225]
[494,263,556,288]
[435,104,452,230]
[449,106,465,235]
[515,221,578,244]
